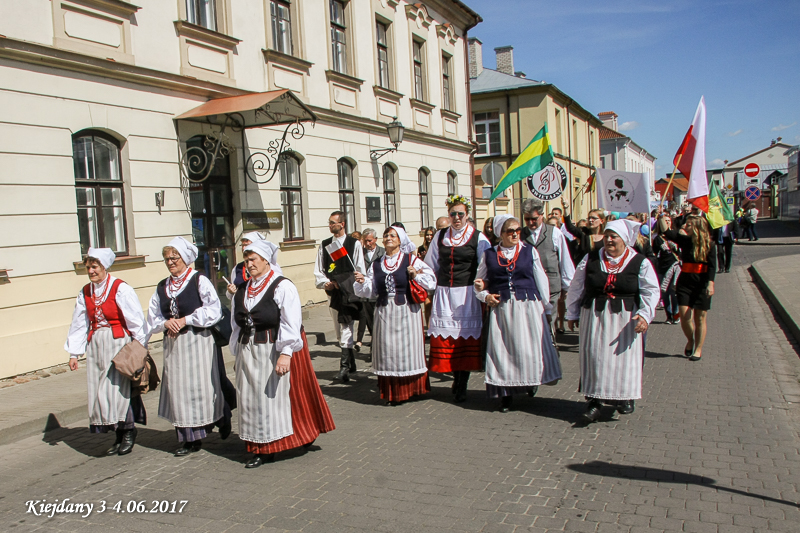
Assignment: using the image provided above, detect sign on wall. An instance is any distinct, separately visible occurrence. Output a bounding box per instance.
[366,197,381,222]
[242,211,283,231]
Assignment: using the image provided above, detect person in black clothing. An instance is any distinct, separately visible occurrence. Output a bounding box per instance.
[657,213,716,361]
[561,207,605,265]
[712,222,735,273]
[652,213,680,323]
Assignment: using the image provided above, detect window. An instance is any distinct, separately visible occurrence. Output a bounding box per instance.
[447,171,457,196]
[442,54,452,111]
[383,164,397,225]
[270,0,293,54]
[474,112,501,155]
[376,20,390,89]
[418,168,430,228]
[330,0,347,74]
[186,0,217,31]
[72,131,128,255]
[338,159,356,231]
[412,40,425,101]
[279,154,303,240]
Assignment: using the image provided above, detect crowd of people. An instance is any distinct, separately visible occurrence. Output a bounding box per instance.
[65,194,725,464]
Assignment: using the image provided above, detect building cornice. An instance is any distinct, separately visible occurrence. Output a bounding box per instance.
[70,0,141,17]
[472,83,603,128]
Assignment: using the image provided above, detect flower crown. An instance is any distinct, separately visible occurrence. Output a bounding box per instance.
[446,194,471,213]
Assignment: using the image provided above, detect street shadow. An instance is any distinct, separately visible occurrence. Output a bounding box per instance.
[645,350,685,359]
[305,331,338,347]
[568,461,800,508]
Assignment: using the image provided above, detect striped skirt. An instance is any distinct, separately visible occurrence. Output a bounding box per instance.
[373,299,427,377]
[243,331,335,454]
[579,303,644,400]
[377,374,430,402]
[428,336,482,373]
[85,328,133,427]
[484,298,562,388]
[158,329,226,427]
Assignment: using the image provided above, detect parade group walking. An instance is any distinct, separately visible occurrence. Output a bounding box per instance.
[66,193,718,464]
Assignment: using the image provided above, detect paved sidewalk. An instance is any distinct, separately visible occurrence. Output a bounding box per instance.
[751,254,800,346]
[736,219,800,246]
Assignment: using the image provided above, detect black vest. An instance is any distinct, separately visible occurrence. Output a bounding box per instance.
[436,228,480,287]
[485,244,541,302]
[157,271,206,334]
[374,253,411,307]
[321,235,357,278]
[581,250,645,313]
[233,276,286,345]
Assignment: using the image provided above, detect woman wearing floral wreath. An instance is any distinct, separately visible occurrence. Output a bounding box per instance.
[423,194,492,403]
[473,216,562,413]
[65,248,146,455]
[354,226,437,404]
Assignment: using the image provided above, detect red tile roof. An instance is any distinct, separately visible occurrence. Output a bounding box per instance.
[599,126,624,140]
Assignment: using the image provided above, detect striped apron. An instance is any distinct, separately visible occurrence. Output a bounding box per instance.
[235,338,293,444]
[484,298,562,387]
[373,300,427,377]
[158,328,225,427]
[85,328,131,426]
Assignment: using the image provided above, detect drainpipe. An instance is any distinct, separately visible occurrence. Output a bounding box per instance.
[463,21,480,221]
[565,99,573,207]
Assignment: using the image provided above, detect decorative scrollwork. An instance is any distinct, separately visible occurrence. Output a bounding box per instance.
[245,120,307,185]
[180,130,236,183]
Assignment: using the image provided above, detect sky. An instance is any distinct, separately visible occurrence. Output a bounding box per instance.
[464,0,800,175]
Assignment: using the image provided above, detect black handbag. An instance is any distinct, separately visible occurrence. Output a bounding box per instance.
[210,304,233,347]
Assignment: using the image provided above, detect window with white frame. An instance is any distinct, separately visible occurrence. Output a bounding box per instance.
[279,154,304,240]
[418,168,430,228]
[73,131,128,255]
[270,0,293,54]
[442,54,453,111]
[330,0,348,74]
[447,171,457,196]
[412,39,425,101]
[474,112,501,155]
[383,164,397,225]
[338,159,356,231]
[376,20,390,89]
[186,0,217,31]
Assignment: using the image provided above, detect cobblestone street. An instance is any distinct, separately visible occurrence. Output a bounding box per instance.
[2,243,800,533]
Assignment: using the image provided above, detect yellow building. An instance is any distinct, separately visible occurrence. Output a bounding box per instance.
[468,39,601,227]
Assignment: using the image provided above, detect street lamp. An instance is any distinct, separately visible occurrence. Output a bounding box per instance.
[370,117,405,160]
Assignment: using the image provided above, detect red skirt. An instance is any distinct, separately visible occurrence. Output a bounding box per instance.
[428,336,482,373]
[246,331,336,454]
[378,373,430,402]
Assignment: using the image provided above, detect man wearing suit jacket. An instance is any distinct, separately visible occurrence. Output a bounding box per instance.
[713,221,735,273]
[355,228,385,362]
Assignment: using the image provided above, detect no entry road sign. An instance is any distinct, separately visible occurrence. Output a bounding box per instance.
[744,186,761,201]
[744,163,760,178]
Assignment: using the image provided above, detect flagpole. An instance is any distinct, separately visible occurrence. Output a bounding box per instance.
[662,153,683,210]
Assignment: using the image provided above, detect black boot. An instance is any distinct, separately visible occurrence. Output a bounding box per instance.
[617,400,635,415]
[117,428,137,455]
[348,348,357,373]
[527,386,539,397]
[583,399,603,423]
[451,372,459,395]
[499,395,512,413]
[454,371,469,403]
[337,349,351,382]
[245,453,275,468]
[175,440,202,456]
[106,429,124,456]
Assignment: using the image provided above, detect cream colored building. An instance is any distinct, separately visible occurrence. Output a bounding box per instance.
[0,0,481,378]
[597,111,656,191]
[468,39,601,226]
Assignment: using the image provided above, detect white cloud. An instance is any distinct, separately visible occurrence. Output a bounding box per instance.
[618,121,639,131]
[771,122,797,132]
[708,158,725,168]
[727,129,742,137]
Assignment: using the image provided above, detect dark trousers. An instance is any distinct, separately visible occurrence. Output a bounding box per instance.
[717,239,733,271]
[356,300,375,343]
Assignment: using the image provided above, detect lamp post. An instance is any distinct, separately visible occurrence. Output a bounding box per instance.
[370,117,405,160]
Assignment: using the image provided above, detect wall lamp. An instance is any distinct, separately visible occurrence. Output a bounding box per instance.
[370,117,405,160]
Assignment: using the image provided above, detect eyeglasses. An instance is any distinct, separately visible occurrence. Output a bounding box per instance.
[164,256,182,264]
[449,211,466,218]
[503,228,522,236]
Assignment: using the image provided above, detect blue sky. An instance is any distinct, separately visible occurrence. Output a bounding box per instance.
[464,0,800,175]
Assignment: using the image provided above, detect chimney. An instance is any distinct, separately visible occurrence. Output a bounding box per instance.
[468,37,483,78]
[598,111,618,131]
[494,46,514,76]
[777,136,783,142]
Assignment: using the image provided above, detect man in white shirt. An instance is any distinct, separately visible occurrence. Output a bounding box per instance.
[355,228,384,360]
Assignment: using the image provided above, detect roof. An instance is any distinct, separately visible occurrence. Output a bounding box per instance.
[174,90,317,127]
[655,177,689,191]
[470,67,544,93]
[726,142,793,166]
[599,126,624,140]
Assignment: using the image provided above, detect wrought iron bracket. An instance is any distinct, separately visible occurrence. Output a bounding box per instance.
[369,146,398,161]
[245,120,307,185]
[179,113,243,183]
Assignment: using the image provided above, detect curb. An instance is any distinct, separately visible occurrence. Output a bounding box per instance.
[750,262,800,345]
[736,241,800,247]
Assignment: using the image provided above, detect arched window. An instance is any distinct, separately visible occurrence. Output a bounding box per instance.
[279,154,304,241]
[382,163,397,225]
[72,131,128,255]
[447,170,457,196]
[418,168,430,229]
[337,159,356,231]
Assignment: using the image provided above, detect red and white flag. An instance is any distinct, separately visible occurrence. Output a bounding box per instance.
[673,96,709,212]
[325,240,348,261]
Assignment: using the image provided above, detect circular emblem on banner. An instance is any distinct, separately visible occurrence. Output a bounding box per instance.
[526,163,567,201]
[603,173,637,209]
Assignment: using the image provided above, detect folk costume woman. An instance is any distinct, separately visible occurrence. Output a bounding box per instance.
[423,195,491,403]
[474,216,562,413]
[145,237,232,456]
[226,232,281,297]
[65,248,146,456]
[230,240,335,468]
[354,227,437,404]
[565,220,660,423]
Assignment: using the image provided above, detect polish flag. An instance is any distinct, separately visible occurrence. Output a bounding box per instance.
[325,240,348,261]
[673,96,709,212]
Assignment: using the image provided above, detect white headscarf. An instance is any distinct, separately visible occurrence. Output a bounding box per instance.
[492,215,515,239]
[86,247,115,269]
[604,219,641,248]
[245,240,279,264]
[389,226,416,254]
[167,236,198,265]
[241,231,265,243]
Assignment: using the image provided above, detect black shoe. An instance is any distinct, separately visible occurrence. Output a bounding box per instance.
[718,269,724,274]
[365,354,372,363]
[245,454,275,469]
[106,429,124,456]
[527,386,539,397]
[219,419,232,440]
[117,428,137,455]
[582,400,602,423]
[688,354,702,361]
[454,372,469,403]
[175,440,202,456]
[617,400,635,415]
[337,348,351,382]
[499,396,512,413]
[725,269,730,273]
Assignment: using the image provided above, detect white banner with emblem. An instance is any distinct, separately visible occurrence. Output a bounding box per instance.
[595,169,651,213]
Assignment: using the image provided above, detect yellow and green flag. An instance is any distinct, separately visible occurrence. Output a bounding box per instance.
[707,179,734,229]
[488,124,554,202]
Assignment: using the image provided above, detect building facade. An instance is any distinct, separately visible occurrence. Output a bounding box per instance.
[597,111,656,192]
[778,146,799,222]
[723,140,792,217]
[0,0,481,378]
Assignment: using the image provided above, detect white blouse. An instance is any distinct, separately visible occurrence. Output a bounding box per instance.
[229,271,304,357]
[144,269,222,345]
[565,247,660,323]
[64,275,146,357]
[354,251,437,298]
[474,243,553,313]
